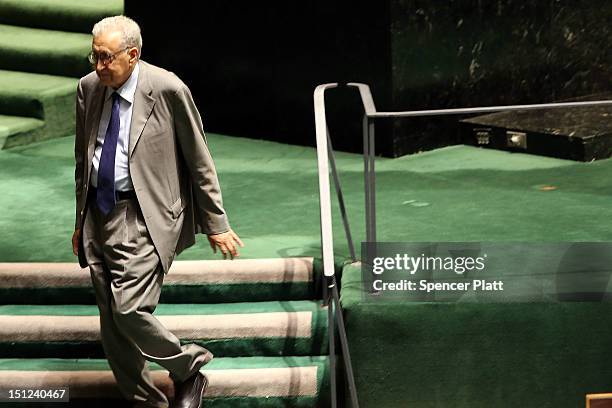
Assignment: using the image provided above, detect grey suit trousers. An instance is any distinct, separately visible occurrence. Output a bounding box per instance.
[82,192,212,407]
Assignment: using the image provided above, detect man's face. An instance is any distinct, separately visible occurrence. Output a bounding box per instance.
[92,30,138,89]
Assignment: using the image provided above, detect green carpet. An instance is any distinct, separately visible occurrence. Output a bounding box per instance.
[4,116,612,407]
[341,262,612,408]
[2,134,612,263]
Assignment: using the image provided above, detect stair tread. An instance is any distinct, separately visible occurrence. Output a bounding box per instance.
[0,301,328,346]
[0,258,316,287]
[0,114,44,139]
[0,24,91,55]
[0,258,321,304]
[0,70,77,98]
[0,0,123,33]
[0,0,123,15]
[0,24,94,77]
[0,357,328,400]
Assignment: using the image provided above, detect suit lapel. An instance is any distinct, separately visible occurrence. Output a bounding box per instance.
[129,61,156,158]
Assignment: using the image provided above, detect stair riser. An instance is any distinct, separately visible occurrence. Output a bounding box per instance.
[0,283,320,304]
[0,93,74,148]
[0,50,91,79]
[0,95,43,119]
[0,126,45,150]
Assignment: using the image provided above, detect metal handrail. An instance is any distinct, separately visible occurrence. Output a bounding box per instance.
[313,83,360,408]
[313,83,339,278]
[348,82,612,244]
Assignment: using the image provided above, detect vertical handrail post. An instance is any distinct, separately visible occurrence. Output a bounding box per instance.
[362,115,371,244]
[368,119,376,243]
[327,127,357,262]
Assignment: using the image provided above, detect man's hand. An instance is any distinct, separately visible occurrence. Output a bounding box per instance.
[72,228,81,256]
[207,229,244,259]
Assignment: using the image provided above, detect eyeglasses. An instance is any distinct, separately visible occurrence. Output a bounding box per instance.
[87,47,130,66]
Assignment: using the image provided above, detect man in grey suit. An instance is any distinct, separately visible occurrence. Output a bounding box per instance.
[71,15,243,408]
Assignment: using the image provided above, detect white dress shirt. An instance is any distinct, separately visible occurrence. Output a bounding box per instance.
[90,61,140,191]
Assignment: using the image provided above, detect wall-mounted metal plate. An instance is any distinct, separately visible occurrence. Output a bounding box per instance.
[474,128,491,145]
[507,130,527,149]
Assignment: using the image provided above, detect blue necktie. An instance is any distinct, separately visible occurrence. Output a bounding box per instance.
[96,92,121,215]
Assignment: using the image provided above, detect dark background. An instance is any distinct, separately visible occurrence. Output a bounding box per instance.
[126,1,611,157]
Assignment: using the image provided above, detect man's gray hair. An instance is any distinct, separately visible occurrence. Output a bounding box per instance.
[92,15,143,54]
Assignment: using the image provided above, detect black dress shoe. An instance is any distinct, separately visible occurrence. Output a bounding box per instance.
[171,371,208,408]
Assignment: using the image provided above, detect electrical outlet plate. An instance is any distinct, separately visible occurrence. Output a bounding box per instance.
[507,130,527,149]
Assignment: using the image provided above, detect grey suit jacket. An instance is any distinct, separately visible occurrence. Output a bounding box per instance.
[74,60,230,273]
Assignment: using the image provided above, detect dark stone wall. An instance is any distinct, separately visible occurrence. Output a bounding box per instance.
[125,1,392,155]
[125,1,611,157]
[390,0,612,155]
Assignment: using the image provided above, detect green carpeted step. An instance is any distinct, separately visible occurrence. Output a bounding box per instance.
[0,70,77,117]
[0,301,329,358]
[340,263,612,408]
[0,24,92,77]
[0,70,77,148]
[0,114,45,150]
[0,0,123,33]
[0,258,323,304]
[0,356,330,407]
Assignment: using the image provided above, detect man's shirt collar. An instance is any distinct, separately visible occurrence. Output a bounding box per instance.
[105,61,140,104]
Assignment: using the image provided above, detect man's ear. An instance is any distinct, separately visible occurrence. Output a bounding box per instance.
[129,47,139,64]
